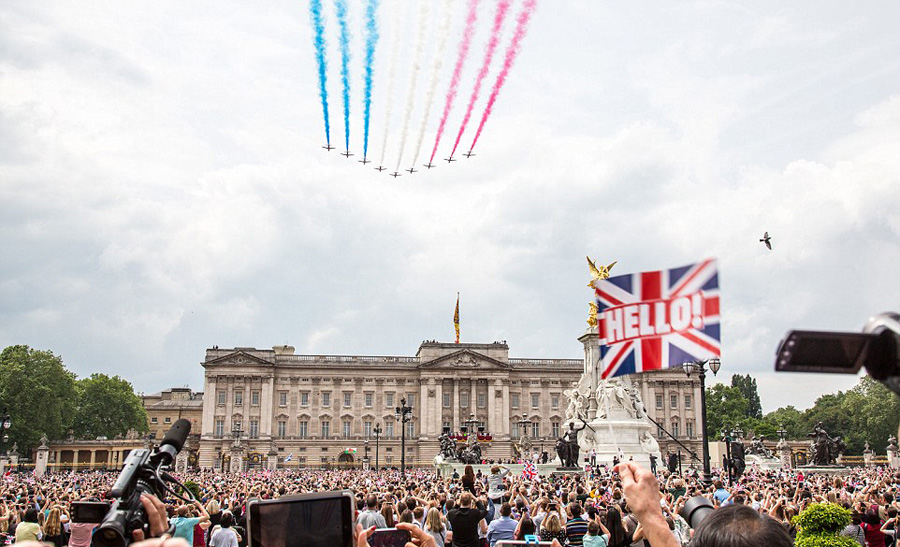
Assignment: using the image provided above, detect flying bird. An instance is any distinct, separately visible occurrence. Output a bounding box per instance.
[760,232,772,250]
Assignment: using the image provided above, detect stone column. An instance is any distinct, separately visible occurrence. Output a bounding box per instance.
[267,446,278,470]
[90,450,96,468]
[435,382,444,433]
[778,440,792,469]
[73,449,80,469]
[230,445,244,472]
[487,379,495,435]
[453,381,460,430]
[35,444,50,478]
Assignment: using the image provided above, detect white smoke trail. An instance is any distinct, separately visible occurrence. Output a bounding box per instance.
[377,7,404,167]
[410,0,454,168]
[393,0,431,171]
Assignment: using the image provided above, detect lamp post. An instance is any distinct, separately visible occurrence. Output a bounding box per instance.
[364,439,370,470]
[395,398,413,478]
[516,413,532,458]
[722,428,733,485]
[681,357,721,484]
[373,423,382,470]
[0,411,10,476]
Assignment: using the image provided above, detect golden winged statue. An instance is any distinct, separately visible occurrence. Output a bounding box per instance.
[586,256,617,288]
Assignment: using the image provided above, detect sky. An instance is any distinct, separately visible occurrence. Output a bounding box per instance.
[1,1,899,413]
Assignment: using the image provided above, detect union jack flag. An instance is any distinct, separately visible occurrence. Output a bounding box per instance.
[521,460,538,480]
[593,258,721,379]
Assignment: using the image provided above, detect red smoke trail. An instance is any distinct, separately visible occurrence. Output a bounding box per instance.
[429,0,479,165]
[449,0,512,159]
[469,0,537,153]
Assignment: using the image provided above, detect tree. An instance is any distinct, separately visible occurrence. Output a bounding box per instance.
[705,383,749,438]
[762,405,805,440]
[72,374,149,439]
[0,345,77,451]
[730,374,763,419]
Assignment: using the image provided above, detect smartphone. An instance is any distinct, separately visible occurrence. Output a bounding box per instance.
[247,490,355,547]
[369,528,411,547]
[70,501,110,523]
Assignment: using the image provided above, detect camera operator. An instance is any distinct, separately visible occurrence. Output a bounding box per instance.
[615,463,793,547]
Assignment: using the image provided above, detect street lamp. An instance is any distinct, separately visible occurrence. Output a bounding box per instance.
[777,425,787,442]
[722,428,733,485]
[516,413,532,456]
[364,439,370,470]
[0,410,10,475]
[395,398,413,478]
[681,357,721,483]
[373,423,382,470]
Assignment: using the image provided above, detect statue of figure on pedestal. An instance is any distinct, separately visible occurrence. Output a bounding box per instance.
[559,419,588,467]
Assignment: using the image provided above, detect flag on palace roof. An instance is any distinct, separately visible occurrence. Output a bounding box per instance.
[593,258,721,379]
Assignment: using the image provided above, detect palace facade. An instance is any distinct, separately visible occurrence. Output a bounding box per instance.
[196,330,705,470]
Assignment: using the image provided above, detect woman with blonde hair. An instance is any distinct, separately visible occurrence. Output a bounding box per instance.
[424,507,449,547]
[42,507,67,547]
[539,511,566,543]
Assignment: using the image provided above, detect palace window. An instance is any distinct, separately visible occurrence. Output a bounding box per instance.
[365,392,373,408]
[511,423,520,439]
[385,393,394,408]
[322,392,331,408]
[552,421,560,438]
[477,392,486,408]
[151,417,158,423]
[686,421,694,438]
[300,392,309,407]
[214,419,224,438]
[670,394,678,409]
[531,393,540,409]
[343,420,352,438]
[655,394,663,410]
[249,419,259,438]
[163,416,171,424]
[657,424,665,437]
[385,421,394,438]
[551,394,559,410]
[321,420,330,438]
[217,390,226,406]
[443,421,451,432]
[443,392,451,408]
[672,420,680,438]
[531,422,540,438]
[460,392,469,408]
[364,420,373,437]
[406,421,415,438]
[343,392,352,408]
[234,390,243,406]
[511,393,520,409]
[299,421,309,439]
[684,394,692,410]
[277,421,286,439]
[251,391,260,406]
[407,394,416,408]
[279,391,288,407]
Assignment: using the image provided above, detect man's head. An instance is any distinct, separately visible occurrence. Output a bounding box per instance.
[366,494,378,509]
[691,504,792,547]
[569,502,582,518]
[459,492,474,508]
[500,503,512,517]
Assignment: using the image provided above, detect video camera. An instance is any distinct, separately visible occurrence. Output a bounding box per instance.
[775,312,900,395]
[90,419,194,547]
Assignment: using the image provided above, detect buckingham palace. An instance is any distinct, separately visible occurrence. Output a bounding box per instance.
[196,329,704,470]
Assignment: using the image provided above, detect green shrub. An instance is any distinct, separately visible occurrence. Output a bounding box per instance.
[793,503,857,547]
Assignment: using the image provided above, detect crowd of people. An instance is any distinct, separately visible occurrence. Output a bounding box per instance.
[1,460,899,547]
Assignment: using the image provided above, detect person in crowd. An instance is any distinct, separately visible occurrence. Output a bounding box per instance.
[447,492,487,547]
[170,499,211,544]
[486,502,516,547]
[209,511,240,547]
[357,494,387,529]
[424,506,449,547]
[539,511,567,543]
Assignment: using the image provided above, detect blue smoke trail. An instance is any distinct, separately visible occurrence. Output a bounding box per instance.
[309,0,330,146]
[361,0,380,160]
[335,0,351,152]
